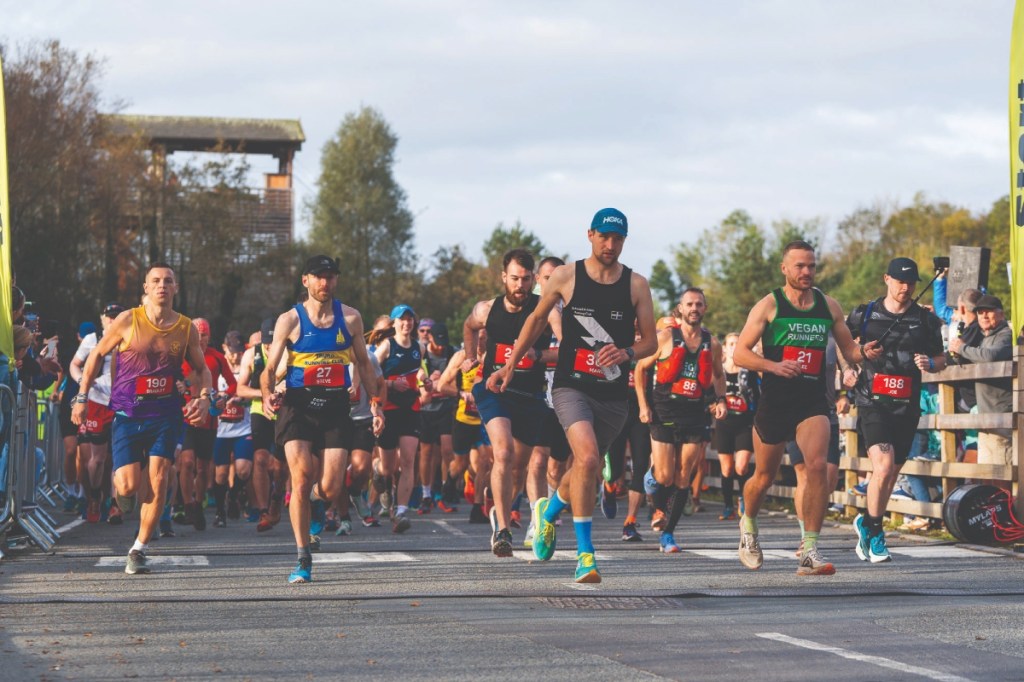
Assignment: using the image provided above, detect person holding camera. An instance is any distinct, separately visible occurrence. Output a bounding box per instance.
[844,258,946,563]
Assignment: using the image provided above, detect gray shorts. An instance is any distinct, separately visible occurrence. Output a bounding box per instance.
[551,387,628,456]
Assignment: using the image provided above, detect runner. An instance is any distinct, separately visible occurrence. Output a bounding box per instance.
[69,304,125,524]
[235,319,288,532]
[713,332,759,521]
[465,249,558,556]
[417,321,457,514]
[488,208,657,582]
[634,288,726,553]
[340,341,385,533]
[845,258,945,563]
[72,263,213,575]
[179,318,237,531]
[211,331,252,528]
[261,255,382,583]
[374,304,428,533]
[732,240,881,575]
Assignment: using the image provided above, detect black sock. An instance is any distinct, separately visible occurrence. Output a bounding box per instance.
[442,476,456,503]
[212,483,228,514]
[297,545,311,563]
[665,487,690,533]
[230,476,247,500]
[866,514,884,535]
[737,470,753,500]
[721,473,735,509]
[652,483,673,513]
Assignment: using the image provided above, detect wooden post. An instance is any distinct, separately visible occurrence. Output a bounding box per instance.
[938,382,958,507]
[1014,347,1023,520]
[844,408,860,517]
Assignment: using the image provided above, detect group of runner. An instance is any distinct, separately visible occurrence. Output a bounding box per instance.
[66,208,946,584]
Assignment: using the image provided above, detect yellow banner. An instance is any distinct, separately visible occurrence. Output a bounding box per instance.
[0,55,12,360]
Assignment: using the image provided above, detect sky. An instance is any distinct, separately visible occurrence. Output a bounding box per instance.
[2,1,1017,280]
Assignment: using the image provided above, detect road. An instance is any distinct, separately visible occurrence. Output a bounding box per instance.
[1,499,1022,681]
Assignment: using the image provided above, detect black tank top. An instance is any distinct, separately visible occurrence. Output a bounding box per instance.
[382,338,421,410]
[554,260,635,401]
[483,293,550,395]
[761,287,831,403]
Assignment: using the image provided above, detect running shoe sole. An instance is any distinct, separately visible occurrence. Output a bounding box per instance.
[854,513,870,562]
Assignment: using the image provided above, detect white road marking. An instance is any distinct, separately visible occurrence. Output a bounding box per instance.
[314,552,419,563]
[55,518,85,535]
[687,549,796,561]
[756,633,976,682]
[96,556,209,567]
[429,520,467,537]
[565,582,599,591]
[686,546,991,561]
[512,550,613,562]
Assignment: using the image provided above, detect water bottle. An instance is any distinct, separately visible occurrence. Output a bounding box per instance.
[208,390,222,417]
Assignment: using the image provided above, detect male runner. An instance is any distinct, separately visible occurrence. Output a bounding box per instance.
[417,321,457,514]
[714,332,759,521]
[733,240,881,575]
[261,255,382,583]
[846,258,945,562]
[465,249,558,556]
[212,331,252,527]
[635,288,726,553]
[489,208,657,582]
[73,263,212,575]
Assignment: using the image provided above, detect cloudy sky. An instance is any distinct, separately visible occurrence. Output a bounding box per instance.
[3,1,1016,279]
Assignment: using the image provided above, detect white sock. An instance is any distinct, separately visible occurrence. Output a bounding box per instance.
[421,485,431,499]
[547,484,556,498]
[396,505,408,516]
[131,539,147,553]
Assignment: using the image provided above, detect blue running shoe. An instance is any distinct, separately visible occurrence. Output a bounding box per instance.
[574,552,601,583]
[849,482,868,496]
[890,488,914,501]
[643,468,660,496]
[532,497,557,561]
[854,513,870,562]
[621,522,643,542]
[600,484,617,520]
[288,559,312,584]
[659,532,681,553]
[868,531,892,563]
[310,499,326,536]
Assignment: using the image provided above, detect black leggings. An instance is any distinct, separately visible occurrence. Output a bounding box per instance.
[607,400,652,494]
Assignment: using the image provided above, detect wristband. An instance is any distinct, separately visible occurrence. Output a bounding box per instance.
[928,357,934,371]
[370,397,383,406]
[73,393,88,405]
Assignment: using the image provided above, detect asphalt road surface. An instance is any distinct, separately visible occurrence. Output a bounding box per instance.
[2,499,1022,681]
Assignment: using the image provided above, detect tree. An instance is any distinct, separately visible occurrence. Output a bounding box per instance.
[648,259,679,315]
[480,220,558,279]
[307,106,415,318]
[418,244,489,330]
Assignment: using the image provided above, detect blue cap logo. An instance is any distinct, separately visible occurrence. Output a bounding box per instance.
[591,208,628,236]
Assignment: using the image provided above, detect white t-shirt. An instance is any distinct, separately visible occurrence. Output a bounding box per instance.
[74,332,113,406]
[216,371,251,438]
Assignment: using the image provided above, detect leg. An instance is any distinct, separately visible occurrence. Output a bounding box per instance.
[792,416,831,535]
[136,456,172,545]
[284,441,317,548]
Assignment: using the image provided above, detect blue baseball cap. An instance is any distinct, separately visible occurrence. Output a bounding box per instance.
[78,321,96,337]
[591,208,628,236]
[390,304,416,320]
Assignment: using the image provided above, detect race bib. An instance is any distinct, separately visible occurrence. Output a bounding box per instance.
[871,373,911,400]
[496,343,535,370]
[782,346,823,376]
[135,374,173,400]
[221,401,245,423]
[628,369,635,388]
[573,348,606,379]
[670,378,700,399]
[726,395,748,413]
[302,363,350,389]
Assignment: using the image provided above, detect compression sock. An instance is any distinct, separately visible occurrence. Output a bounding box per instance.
[212,482,228,515]
[801,530,820,552]
[543,491,569,523]
[665,486,690,533]
[297,545,311,563]
[573,517,594,555]
[721,473,735,509]
[652,483,674,514]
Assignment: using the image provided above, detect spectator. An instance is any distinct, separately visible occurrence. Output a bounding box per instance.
[948,294,1013,489]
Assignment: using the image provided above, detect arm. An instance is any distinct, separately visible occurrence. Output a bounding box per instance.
[219,353,238,396]
[235,347,262,400]
[181,327,213,425]
[260,310,298,416]
[828,296,881,366]
[732,295,795,376]
[960,328,1013,363]
[437,350,466,398]
[634,353,656,423]
[932,274,954,325]
[344,306,385,423]
[462,300,490,362]
[71,313,132,425]
[709,336,728,420]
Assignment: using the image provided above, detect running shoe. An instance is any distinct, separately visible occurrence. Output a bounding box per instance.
[690,499,703,514]
[436,500,458,514]
[525,520,535,548]
[417,497,433,515]
[719,506,736,521]
[107,503,123,526]
[651,509,668,532]
[351,493,373,519]
[257,511,274,533]
[116,492,137,515]
[309,534,321,551]
[159,519,175,538]
[360,514,380,528]
[63,495,78,513]
[509,510,522,529]
[469,504,488,524]
[492,528,513,558]
[310,499,326,536]
[192,503,206,531]
[849,482,868,496]
[172,505,187,525]
[890,488,914,501]
[463,470,475,504]
[86,498,101,524]
[324,510,340,532]
[288,559,312,584]
[574,552,601,584]
[246,509,260,523]
[854,513,871,562]
[336,519,353,537]
[213,513,227,529]
[738,519,763,570]
[601,483,617,520]
[392,512,411,534]
[868,531,892,563]
[683,496,695,516]
[531,497,557,561]
[621,522,643,542]
[659,532,681,554]
[227,496,241,520]
[125,550,151,575]
[796,545,836,576]
[379,490,392,518]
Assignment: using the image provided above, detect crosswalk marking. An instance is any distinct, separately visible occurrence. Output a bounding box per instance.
[512,550,613,562]
[96,556,209,567]
[685,546,991,561]
[314,552,418,563]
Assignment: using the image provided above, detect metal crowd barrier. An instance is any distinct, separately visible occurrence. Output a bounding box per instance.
[0,383,16,545]
[38,397,70,506]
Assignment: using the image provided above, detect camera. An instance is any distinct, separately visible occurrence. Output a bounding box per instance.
[933,256,950,272]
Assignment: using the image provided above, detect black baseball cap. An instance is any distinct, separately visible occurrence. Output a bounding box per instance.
[102,302,125,318]
[886,257,921,283]
[974,294,1003,311]
[429,322,450,347]
[261,317,276,345]
[303,255,340,276]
